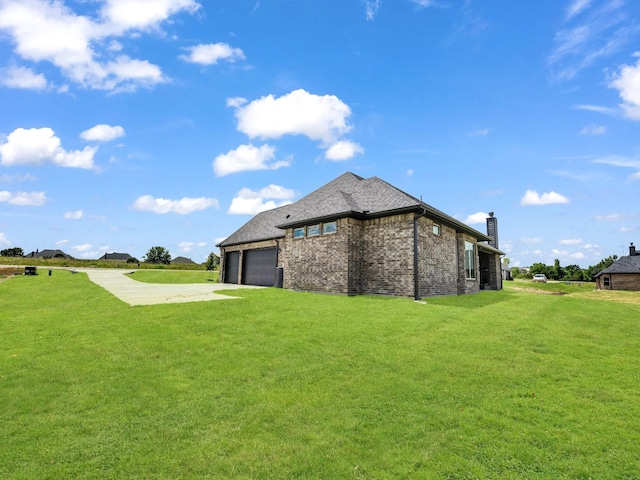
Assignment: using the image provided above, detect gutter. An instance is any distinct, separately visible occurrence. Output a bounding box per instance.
[413,207,428,300]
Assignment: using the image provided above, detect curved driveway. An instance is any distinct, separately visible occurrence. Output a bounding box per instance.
[76,268,262,306]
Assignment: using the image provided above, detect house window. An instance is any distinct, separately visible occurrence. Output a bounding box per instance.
[322,222,337,234]
[603,276,610,287]
[307,224,320,237]
[464,241,476,279]
[433,223,441,235]
[293,227,305,239]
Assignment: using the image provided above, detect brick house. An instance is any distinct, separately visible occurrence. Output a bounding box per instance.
[218,172,503,298]
[594,243,640,291]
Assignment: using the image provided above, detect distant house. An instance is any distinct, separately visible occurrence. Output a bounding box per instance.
[594,243,640,291]
[218,172,504,298]
[25,249,73,259]
[99,252,132,261]
[171,256,197,265]
[502,264,513,281]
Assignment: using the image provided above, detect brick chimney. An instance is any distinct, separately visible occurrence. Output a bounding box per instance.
[486,212,498,249]
[630,243,637,256]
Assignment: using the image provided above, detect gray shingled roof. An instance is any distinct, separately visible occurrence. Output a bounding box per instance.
[100,252,132,261]
[594,255,640,276]
[219,172,494,247]
[171,256,197,265]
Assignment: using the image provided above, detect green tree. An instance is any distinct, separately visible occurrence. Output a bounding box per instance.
[143,246,171,265]
[585,255,618,281]
[0,247,24,257]
[549,258,564,280]
[204,252,219,271]
[529,262,550,277]
[562,264,586,281]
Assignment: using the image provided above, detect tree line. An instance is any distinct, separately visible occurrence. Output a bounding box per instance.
[507,256,618,282]
[1,246,219,269]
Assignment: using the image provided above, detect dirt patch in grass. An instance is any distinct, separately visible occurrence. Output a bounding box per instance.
[510,286,567,296]
[0,266,23,283]
[573,290,640,306]
[510,285,640,305]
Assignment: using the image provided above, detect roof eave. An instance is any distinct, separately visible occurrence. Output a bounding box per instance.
[217,233,285,249]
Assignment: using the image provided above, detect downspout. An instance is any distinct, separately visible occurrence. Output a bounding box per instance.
[413,208,428,300]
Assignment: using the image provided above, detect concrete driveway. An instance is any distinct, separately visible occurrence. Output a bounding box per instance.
[75,268,262,306]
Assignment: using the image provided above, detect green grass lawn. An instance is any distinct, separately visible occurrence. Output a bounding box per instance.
[1,272,640,479]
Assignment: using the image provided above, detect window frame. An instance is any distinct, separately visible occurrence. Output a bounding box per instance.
[464,241,476,280]
[603,276,610,287]
[293,227,305,239]
[432,223,441,236]
[322,221,337,235]
[307,224,320,237]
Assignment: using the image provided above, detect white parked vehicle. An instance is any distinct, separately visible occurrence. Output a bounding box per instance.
[532,274,547,283]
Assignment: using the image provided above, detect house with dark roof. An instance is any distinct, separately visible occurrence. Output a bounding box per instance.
[218,172,504,298]
[594,243,640,291]
[171,256,197,265]
[99,252,132,261]
[25,249,73,259]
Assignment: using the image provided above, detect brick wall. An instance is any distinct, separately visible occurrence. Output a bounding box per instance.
[360,213,415,296]
[280,218,351,294]
[597,273,640,291]
[279,212,491,297]
[234,212,500,297]
[417,218,459,297]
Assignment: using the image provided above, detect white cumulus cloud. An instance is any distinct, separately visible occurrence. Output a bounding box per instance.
[609,59,640,120]
[80,124,125,142]
[72,243,93,252]
[213,144,289,176]
[99,0,199,32]
[521,237,543,244]
[0,0,197,92]
[520,189,569,206]
[132,195,219,214]
[325,140,364,161]
[0,232,11,246]
[180,43,245,65]
[0,127,96,169]
[0,65,48,90]
[232,89,354,145]
[463,211,489,225]
[559,238,582,245]
[64,210,84,219]
[228,185,295,215]
[0,190,48,206]
[178,241,194,252]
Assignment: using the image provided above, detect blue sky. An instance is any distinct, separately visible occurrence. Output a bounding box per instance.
[1,0,639,267]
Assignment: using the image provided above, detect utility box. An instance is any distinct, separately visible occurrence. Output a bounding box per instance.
[25,266,37,276]
[275,267,284,288]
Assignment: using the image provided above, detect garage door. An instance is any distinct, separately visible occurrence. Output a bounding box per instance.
[224,251,240,284]
[242,248,277,286]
